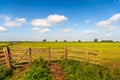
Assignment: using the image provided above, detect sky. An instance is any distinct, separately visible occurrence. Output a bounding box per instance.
[0,0,120,41]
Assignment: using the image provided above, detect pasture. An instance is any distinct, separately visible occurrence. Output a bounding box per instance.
[0,42,120,80]
[9,42,120,64]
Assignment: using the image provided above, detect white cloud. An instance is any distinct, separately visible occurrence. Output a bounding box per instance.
[0,15,26,27]
[0,26,7,32]
[31,14,67,27]
[63,28,72,33]
[84,30,95,34]
[4,17,26,27]
[0,15,10,22]
[32,28,50,33]
[96,13,120,32]
[106,33,112,37]
[85,20,90,24]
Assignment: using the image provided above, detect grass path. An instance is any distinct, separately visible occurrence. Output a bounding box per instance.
[49,62,66,80]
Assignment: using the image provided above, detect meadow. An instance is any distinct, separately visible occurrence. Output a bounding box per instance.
[9,42,120,64]
[0,42,120,80]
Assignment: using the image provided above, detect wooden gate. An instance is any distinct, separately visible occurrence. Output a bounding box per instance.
[10,48,32,68]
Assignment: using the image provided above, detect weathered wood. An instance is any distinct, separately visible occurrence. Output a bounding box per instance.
[64,46,68,60]
[0,51,4,54]
[89,57,101,60]
[68,50,85,54]
[29,48,32,66]
[0,59,6,63]
[0,61,6,66]
[48,47,51,64]
[13,49,29,66]
[86,49,88,62]
[0,55,5,58]
[50,50,64,53]
[3,47,12,69]
[88,52,98,55]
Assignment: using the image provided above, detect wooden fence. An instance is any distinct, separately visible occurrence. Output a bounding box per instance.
[0,48,6,67]
[0,46,100,69]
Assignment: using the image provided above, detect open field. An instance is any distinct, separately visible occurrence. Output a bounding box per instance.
[8,42,120,64]
[0,42,120,80]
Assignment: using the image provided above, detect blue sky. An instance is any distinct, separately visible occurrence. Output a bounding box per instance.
[0,0,120,41]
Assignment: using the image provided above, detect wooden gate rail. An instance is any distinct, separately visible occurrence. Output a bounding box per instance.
[13,48,30,67]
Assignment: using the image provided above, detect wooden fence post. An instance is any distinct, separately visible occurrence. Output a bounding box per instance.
[48,47,51,64]
[3,47,12,69]
[86,49,88,63]
[64,46,68,60]
[29,48,32,66]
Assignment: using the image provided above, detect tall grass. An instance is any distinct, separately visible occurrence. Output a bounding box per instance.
[23,58,53,80]
[61,59,120,80]
[0,67,12,80]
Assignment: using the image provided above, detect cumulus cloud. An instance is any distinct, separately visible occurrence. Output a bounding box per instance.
[31,14,67,27]
[4,17,26,27]
[31,28,50,33]
[85,20,90,24]
[0,26,7,32]
[63,28,72,33]
[96,13,120,32]
[106,33,112,37]
[0,15,26,27]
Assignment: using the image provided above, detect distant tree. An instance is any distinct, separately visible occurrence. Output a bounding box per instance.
[64,40,67,42]
[55,40,58,42]
[43,39,47,42]
[94,38,98,42]
[101,40,113,42]
[78,40,81,42]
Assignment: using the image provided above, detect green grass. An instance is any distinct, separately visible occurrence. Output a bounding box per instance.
[23,58,53,80]
[9,42,120,64]
[60,59,120,80]
[0,67,12,80]
[0,42,12,49]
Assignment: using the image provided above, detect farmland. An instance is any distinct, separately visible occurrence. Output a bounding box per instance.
[9,42,120,64]
[0,42,120,80]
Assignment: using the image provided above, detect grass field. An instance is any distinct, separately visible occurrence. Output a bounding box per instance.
[0,42,120,80]
[8,42,120,64]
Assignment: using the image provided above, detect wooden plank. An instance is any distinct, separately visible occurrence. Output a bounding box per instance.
[50,48,64,50]
[0,51,3,54]
[4,47,12,69]
[88,52,98,55]
[0,59,6,63]
[50,50,64,53]
[10,48,27,50]
[86,49,88,62]
[11,54,19,57]
[64,46,67,60]
[29,48,31,66]
[0,61,6,66]
[0,55,5,58]
[68,56,85,60]
[48,47,51,64]
[68,50,85,54]
[89,57,101,60]
[13,49,29,66]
